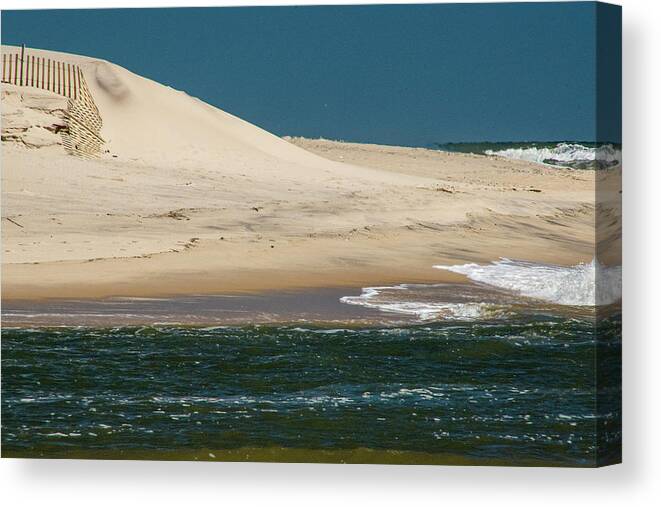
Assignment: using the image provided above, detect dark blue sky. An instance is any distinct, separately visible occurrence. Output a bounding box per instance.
[2,3,618,146]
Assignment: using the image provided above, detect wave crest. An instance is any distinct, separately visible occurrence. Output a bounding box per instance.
[339,284,513,321]
[484,143,621,169]
[434,258,621,306]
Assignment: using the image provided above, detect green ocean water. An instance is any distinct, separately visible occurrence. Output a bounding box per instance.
[1,315,621,466]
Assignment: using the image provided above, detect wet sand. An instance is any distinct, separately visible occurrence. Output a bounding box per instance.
[1,288,393,328]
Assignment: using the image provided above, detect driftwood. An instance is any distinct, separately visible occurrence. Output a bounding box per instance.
[5,217,24,228]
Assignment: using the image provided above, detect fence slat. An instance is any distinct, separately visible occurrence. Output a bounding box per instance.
[73,64,78,99]
[77,67,83,102]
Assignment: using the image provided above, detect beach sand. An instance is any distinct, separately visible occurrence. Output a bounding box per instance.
[1,46,603,301]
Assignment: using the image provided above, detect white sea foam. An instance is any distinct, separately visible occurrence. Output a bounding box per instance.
[339,284,493,320]
[485,143,621,168]
[434,258,621,306]
[339,258,620,320]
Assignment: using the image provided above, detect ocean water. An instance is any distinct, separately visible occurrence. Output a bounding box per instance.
[1,259,622,466]
[434,141,621,169]
[1,317,620,466]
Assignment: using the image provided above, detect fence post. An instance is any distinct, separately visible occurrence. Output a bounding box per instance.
[19,44,25,86]
[77,67,83,102]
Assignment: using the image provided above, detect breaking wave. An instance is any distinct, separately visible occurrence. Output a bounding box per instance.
[484,143,621,169]
[434,258,621,306]
[434,142,621,169]
[340,258,621,321]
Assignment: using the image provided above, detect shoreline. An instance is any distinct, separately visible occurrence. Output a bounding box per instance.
[1,278,612,329]
[0,286,398,328]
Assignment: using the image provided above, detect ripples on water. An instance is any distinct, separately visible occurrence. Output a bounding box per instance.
[1,315,621,466]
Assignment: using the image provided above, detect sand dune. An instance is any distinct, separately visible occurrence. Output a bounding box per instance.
[1,46,602,300]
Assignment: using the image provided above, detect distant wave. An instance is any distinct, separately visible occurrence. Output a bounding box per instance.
[435,258,621,306]
[485,143,621,169]
[435,142,621,169]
